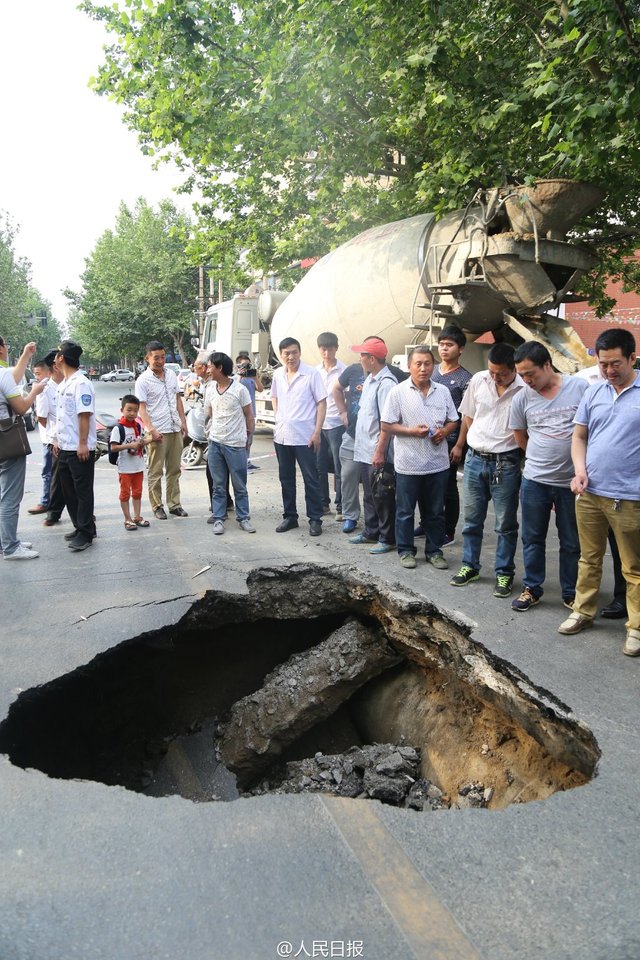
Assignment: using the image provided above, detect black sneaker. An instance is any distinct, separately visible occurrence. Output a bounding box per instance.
[494,575,514,599]
[511,588,540,612]
[450,564,480,587]
[68,537,92,552]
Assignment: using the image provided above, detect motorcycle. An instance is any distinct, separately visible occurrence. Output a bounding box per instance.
[95,411,118,459]
[181,388,208,468]
[95,412,148,461]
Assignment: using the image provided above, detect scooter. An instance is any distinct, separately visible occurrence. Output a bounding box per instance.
[95,412,148,461]
[95,411,118,459]
[181,390,208,467]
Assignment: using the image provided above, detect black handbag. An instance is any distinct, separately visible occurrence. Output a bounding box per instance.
[371,462,396,501]
[0,415,31,463]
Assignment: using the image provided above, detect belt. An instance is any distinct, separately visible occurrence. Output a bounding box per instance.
[469,447,519,461]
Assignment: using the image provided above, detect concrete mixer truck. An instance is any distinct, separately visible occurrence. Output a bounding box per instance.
[192,179,603,416]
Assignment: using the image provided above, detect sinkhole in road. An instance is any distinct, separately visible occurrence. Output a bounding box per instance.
[0,565,599,810]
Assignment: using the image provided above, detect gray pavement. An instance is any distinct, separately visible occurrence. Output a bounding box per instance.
[1,402,638,960]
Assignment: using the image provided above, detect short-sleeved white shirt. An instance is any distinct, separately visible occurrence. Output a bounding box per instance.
[203,379,252,447]
[35,379,59,444]
[0,368,20,421]
[459,370,524,453]
[135,367,182,434]
[316,359,346,429]
[56,371,96,450]
[381,379,459,475]
[109,422,146,474]
[271,362,328,446]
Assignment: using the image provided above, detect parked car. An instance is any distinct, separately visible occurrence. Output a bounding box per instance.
[176,368,194,394]
[99,368,136,382]
[20,369,37,431]
[165,362,181,376]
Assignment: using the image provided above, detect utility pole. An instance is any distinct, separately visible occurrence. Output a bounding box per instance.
[198,265,206,331]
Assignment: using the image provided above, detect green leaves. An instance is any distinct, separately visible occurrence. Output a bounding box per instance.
[68,198,196,362]
[81,0,640,307]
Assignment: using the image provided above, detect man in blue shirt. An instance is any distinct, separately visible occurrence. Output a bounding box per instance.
[558,329,640,657]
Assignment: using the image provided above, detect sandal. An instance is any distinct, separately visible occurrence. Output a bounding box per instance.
[133,517,150,527]
[124,520,138,531]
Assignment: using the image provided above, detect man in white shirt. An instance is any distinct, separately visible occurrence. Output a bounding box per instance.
[381,346,459,571]
[54,340,97,552]
[136,340,188,520]
[450,342,525,598]
[315,331,346,518]
[32,350,67,526]
[0,339,46,560]
[27,356,58,515]
[270,337,327,536]
[203,352,255,535]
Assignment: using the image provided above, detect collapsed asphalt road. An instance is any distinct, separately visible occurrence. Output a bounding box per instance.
[1,437,638,960]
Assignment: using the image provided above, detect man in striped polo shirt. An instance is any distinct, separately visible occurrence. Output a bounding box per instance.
[136,340,188,520]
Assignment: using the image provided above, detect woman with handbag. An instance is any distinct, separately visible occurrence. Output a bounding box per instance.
[0,341,47,560]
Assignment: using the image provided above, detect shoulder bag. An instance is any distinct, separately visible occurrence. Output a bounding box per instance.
[0,415,32,463]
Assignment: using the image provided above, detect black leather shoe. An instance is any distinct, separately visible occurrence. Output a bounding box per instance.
[276,518,299,533]
[309,520,322,537]
[600,599,627,619]
[154,506,168,520]
[169,506,189,517]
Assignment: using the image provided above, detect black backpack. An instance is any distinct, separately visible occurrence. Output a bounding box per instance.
[108,422,141,465]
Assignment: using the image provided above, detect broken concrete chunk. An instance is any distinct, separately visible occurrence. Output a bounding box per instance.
[217,619,401,786]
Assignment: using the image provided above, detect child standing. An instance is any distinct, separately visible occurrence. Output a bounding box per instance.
[110,395,150,530]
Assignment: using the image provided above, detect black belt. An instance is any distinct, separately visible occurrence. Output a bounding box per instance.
[469,447,519,462]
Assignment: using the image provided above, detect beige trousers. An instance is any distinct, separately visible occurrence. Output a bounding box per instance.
[146,431,184,511]
[574,491,640,630]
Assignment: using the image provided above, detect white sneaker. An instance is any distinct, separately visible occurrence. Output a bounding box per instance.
[212,520,225,535]
[623,629,640,657]
[5,543,39,560]
[238,519,256,533]
[20,541,33,549]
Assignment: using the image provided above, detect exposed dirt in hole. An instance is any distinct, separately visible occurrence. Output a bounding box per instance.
[0,564,600,811]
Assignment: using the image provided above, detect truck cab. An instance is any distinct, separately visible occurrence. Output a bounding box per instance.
[191,294,275,424]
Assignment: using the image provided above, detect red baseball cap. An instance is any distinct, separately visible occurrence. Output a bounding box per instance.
[350,336,388,360]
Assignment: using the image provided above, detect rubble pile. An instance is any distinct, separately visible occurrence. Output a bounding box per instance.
[247,743,443,810]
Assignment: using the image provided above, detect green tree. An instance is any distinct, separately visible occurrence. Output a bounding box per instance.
[82,0,640,307]
[0,214,63,359]
[67,198,197,363]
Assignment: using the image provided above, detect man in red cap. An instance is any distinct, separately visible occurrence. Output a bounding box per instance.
[347,336,398,554]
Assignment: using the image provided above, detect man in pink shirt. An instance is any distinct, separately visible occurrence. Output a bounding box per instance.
[270,337,327,536]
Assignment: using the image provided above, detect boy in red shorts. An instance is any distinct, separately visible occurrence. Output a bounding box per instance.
[110,395,150,530]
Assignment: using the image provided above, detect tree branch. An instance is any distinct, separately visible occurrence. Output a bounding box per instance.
[612,0,640,54]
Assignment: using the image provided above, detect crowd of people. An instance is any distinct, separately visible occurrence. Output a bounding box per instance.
[1,325,638,657]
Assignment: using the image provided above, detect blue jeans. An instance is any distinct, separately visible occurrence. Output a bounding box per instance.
[461,450,521,576]
[208,442,250,521]
[40,442,52,506]
[520,477,580,601]
[274,442,323,522]
[317,425,345,510]
[396,469,449,558]
[0,454,27,556]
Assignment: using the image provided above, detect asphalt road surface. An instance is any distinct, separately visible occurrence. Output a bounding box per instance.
[1,424,638,960]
